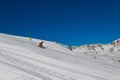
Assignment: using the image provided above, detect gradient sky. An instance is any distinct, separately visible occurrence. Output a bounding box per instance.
[0,0,120,46]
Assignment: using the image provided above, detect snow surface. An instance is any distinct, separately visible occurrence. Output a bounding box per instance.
[0,33,120,80]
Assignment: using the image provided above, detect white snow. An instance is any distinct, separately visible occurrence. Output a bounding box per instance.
[0,33,120,80]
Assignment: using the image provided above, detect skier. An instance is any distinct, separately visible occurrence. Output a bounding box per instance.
[38,41,44,47]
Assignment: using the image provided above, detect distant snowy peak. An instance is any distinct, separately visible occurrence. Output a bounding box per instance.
[71,39,120,52]
[112,39,120,46]
[111,39,120,52]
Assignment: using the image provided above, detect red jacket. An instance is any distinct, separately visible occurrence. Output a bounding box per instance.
[38,43,43,47]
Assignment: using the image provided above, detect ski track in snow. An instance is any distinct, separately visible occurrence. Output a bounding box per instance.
[0,62,40,80]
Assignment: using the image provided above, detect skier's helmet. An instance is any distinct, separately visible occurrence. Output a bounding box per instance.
[41,41,43,44]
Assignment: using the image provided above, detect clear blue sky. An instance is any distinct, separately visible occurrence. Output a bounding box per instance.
[0,0,120,46]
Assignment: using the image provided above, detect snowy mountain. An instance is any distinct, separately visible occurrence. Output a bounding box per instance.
[71,39,120,62]
[0,33,120,80]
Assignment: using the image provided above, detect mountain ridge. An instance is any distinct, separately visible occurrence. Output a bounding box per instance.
[70,39,120,62]
[70,39,120,52]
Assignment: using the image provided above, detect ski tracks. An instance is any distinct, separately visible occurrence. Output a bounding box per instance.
[0,45,109,80]
[0,51,84,80]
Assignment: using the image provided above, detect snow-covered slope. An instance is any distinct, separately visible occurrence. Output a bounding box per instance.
[0,33,120,80]
[71,39,120,62]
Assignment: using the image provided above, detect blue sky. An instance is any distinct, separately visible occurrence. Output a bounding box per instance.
[0,0,120,46]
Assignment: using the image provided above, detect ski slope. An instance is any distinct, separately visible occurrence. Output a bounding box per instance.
[0,33,120,80]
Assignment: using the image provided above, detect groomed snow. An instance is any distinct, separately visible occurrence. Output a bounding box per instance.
[0,33,120,80]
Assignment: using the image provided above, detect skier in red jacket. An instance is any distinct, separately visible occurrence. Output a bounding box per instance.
[38,41,44,47]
